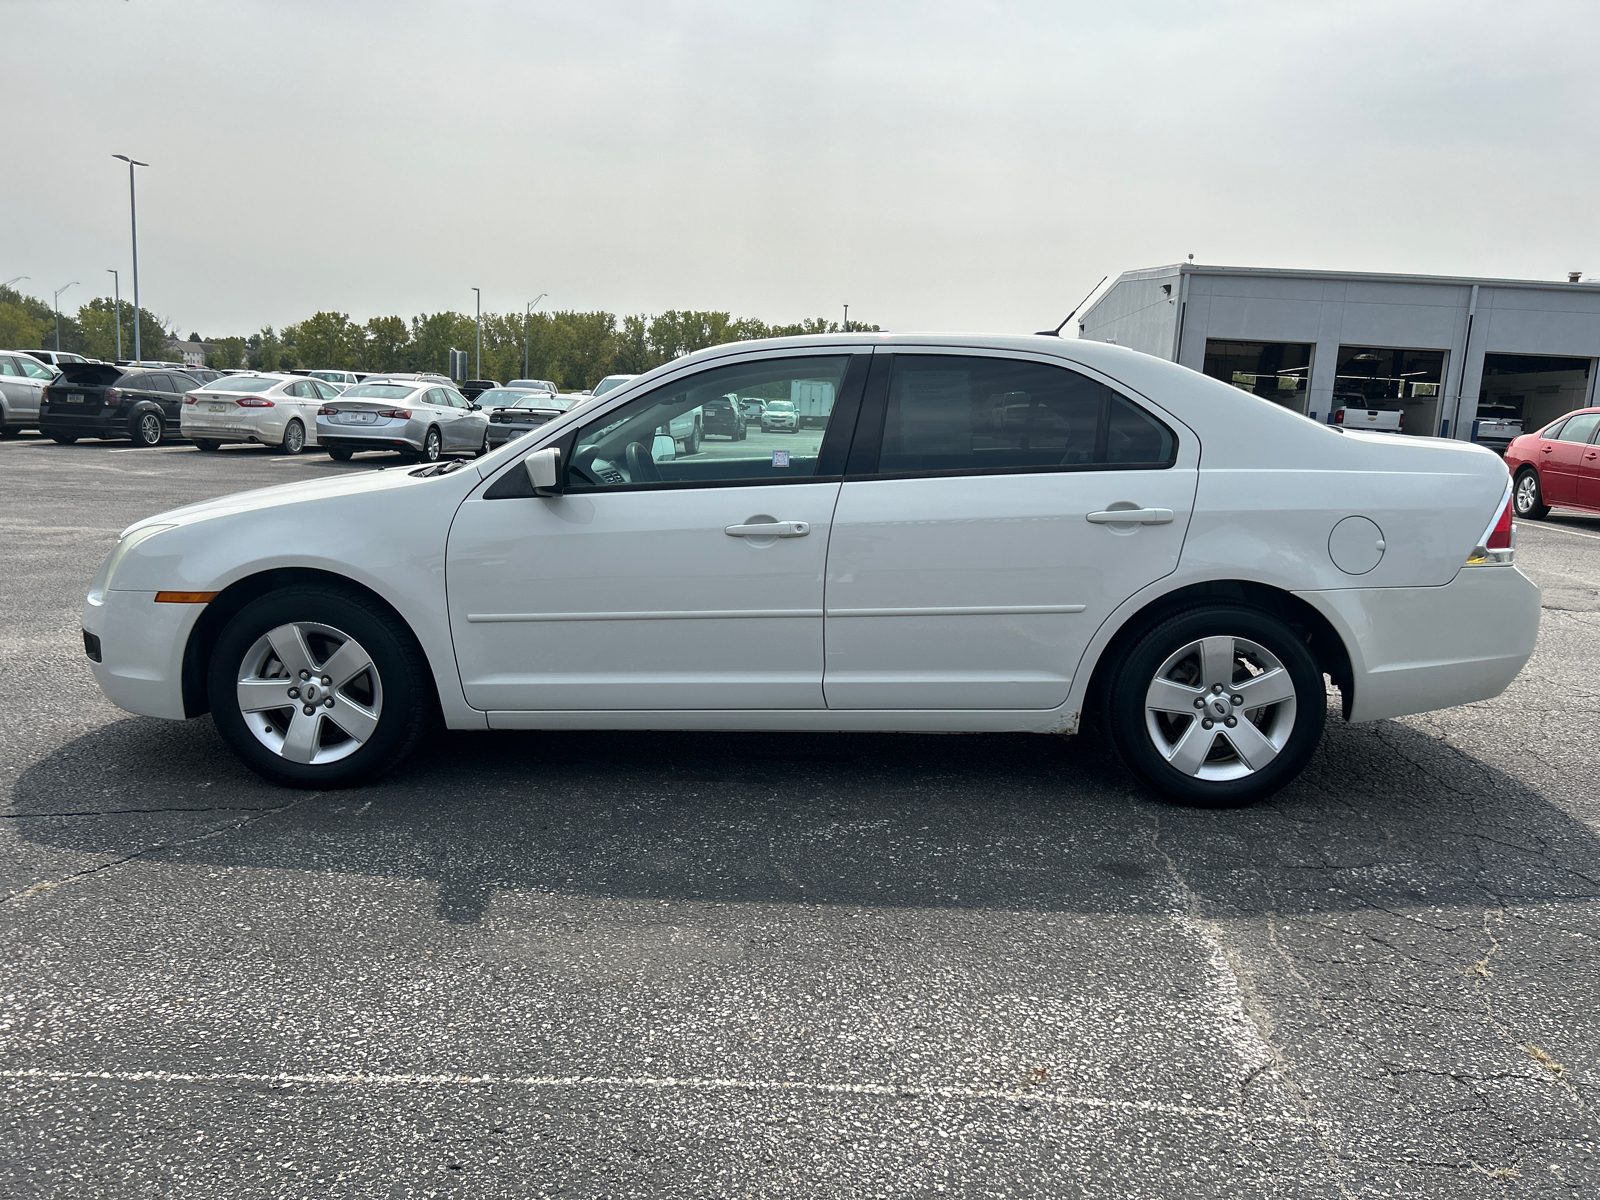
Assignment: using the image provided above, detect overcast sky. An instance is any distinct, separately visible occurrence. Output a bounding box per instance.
[6,0,1598,338]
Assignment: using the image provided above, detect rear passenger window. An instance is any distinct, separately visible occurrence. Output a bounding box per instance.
[1557,413,1600,444]
[0,357,18,376]
[875,355,1175,476]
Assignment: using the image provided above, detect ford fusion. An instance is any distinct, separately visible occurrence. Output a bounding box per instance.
[81,335,1539,806]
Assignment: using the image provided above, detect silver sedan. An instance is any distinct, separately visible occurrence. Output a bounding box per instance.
[316,379,490,462]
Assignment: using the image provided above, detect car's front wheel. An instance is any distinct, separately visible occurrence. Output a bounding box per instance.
[1103,605,1326,807]
[279,419,306,455]
[1513,468,1549,520]
[50,434,77,445]
[207,586,432,788]
[478,430,491,457]
[132,411,163,447]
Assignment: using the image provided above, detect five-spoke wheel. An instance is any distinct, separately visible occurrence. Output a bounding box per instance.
[1104,605,1325,806]
[208,586,431,787]
[1513,469,1549,520]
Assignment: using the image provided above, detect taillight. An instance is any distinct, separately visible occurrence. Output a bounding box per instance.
[318,406,337,416]
[376,408,411,419]
[1334,410,1345,424]
[184,395,197,404]
[105,388,121,405]
[237,397,275,408]
[1466,483,1515,566]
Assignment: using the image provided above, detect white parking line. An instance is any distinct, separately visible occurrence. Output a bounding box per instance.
[0,1067,1322,1127]
[1529,517,1600,542]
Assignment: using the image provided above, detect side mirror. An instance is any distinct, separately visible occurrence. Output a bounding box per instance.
[652,433,676,461]
[469,401,482,410]
[523,446,562,496]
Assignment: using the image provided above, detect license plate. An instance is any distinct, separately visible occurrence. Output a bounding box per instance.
[66,393,84,404]
[349,412,376,424]
[207,403,229,413]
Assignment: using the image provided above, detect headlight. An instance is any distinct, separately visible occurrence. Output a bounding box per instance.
[87,524,177,603]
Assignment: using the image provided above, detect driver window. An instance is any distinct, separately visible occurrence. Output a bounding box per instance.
[569,355,850,489]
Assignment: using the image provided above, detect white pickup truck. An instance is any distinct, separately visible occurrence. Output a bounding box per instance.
[1333,407,1403,432]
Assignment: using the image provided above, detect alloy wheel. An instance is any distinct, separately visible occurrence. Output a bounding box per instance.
[235,621,383,765]
[282,420,305,454]
[137,413,162,446]
[422,429,441,461]
[1514,472,1540,516]
[1143,635,1297,781]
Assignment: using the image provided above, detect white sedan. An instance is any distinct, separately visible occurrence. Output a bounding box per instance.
[81,334,1538,806]
[181,373,340,454]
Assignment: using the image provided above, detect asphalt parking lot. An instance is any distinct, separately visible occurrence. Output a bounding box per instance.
[3,433,1598,1198]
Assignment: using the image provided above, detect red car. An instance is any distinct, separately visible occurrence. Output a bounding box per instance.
[1505,408,1600,520]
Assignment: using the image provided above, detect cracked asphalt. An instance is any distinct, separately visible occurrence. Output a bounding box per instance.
[2,433,1598,1198]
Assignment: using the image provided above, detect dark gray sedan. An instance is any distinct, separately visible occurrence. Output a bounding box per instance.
[483,389,579,449]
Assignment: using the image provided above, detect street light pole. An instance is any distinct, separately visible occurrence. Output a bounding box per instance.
[107,269,121,360]
[842,303,849,333]
[524,292,547,380]
[471,287,481,381]
[113,155,148,360]
[2,276,27,292]
[53,282,78,351]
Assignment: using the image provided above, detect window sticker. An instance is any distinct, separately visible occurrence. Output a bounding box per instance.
[772,450,790,468]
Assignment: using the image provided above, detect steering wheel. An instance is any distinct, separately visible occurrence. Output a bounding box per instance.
[624,441,662,483]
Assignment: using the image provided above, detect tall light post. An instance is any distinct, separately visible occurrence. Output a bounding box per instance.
[53,282,78,351]
[112,155,148,360]
[471,287,482,381]
[106,268,122,360]
[524,292,547,379]
[2,275,27,292]
[842,303,849,333]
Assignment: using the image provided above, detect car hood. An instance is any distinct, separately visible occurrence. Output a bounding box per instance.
[122,465,436,538]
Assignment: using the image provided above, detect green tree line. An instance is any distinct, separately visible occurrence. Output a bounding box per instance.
[1,284,878,390]
[0,285,171,363]
[248,307,878,390]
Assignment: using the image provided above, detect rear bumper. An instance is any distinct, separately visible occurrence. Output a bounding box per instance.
[81,589,198,721]
[181,413,290,443]
[486,426,536,447]
[1294,566,1541,723]
[318,434,423,452]
[40,411,133,439]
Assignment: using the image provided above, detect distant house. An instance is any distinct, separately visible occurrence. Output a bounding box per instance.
[166,340,216,367]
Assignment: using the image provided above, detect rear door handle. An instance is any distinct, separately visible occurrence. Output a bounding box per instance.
[1086,508,1174,525]
[726,521,810,537]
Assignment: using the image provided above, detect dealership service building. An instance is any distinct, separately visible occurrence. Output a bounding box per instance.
[1077,264,1600,444]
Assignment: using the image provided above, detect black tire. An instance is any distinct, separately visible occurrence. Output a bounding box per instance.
[683,426,700,456]
[0,427,20,439]
[193,438,222,452]
[419,427,442,462]
[328,447,353,462]
[1101,605,1326,808]
[49,433,77,445]
[1513,468,1549,520]
[206,585,432,788]
[478,430,491,457]
[132,411,163,447]
[279,419,306,455]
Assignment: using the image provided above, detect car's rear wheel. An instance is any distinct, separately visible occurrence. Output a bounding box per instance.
[478,430,491,457]
[132,411,163,447]
[49,433,77,445]
[1103,605,1326,807]
[419,428,442,462]
[1513,468,1549,520]
[328,447,353,462]
[279,419,306,455]
[207,586,431,788]
[0,427,19,439]
[193,438,222,452]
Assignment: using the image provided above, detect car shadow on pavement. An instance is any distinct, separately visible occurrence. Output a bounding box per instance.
[8,708,1598,926]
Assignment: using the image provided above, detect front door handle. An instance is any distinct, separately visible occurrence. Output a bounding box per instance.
[1086,508,1174,525]
[726,520,810,538]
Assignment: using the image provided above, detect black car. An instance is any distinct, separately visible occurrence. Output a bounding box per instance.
[484,390,577,449]
[40,364,200,447]
[700,393,747,440]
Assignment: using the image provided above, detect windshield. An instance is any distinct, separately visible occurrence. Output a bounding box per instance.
[340,383,422,400]
[591,375,635,397]
[200,376,278,393]
[308,371,346,383]
[767,400,794,411]
[511,394,572,410]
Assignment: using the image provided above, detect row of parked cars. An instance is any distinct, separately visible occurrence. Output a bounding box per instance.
[3,349,822,465]
[0,351,658,463]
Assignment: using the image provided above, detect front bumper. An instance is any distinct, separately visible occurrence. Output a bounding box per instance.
[1295,565,1541,723]
[81,589,200,720]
